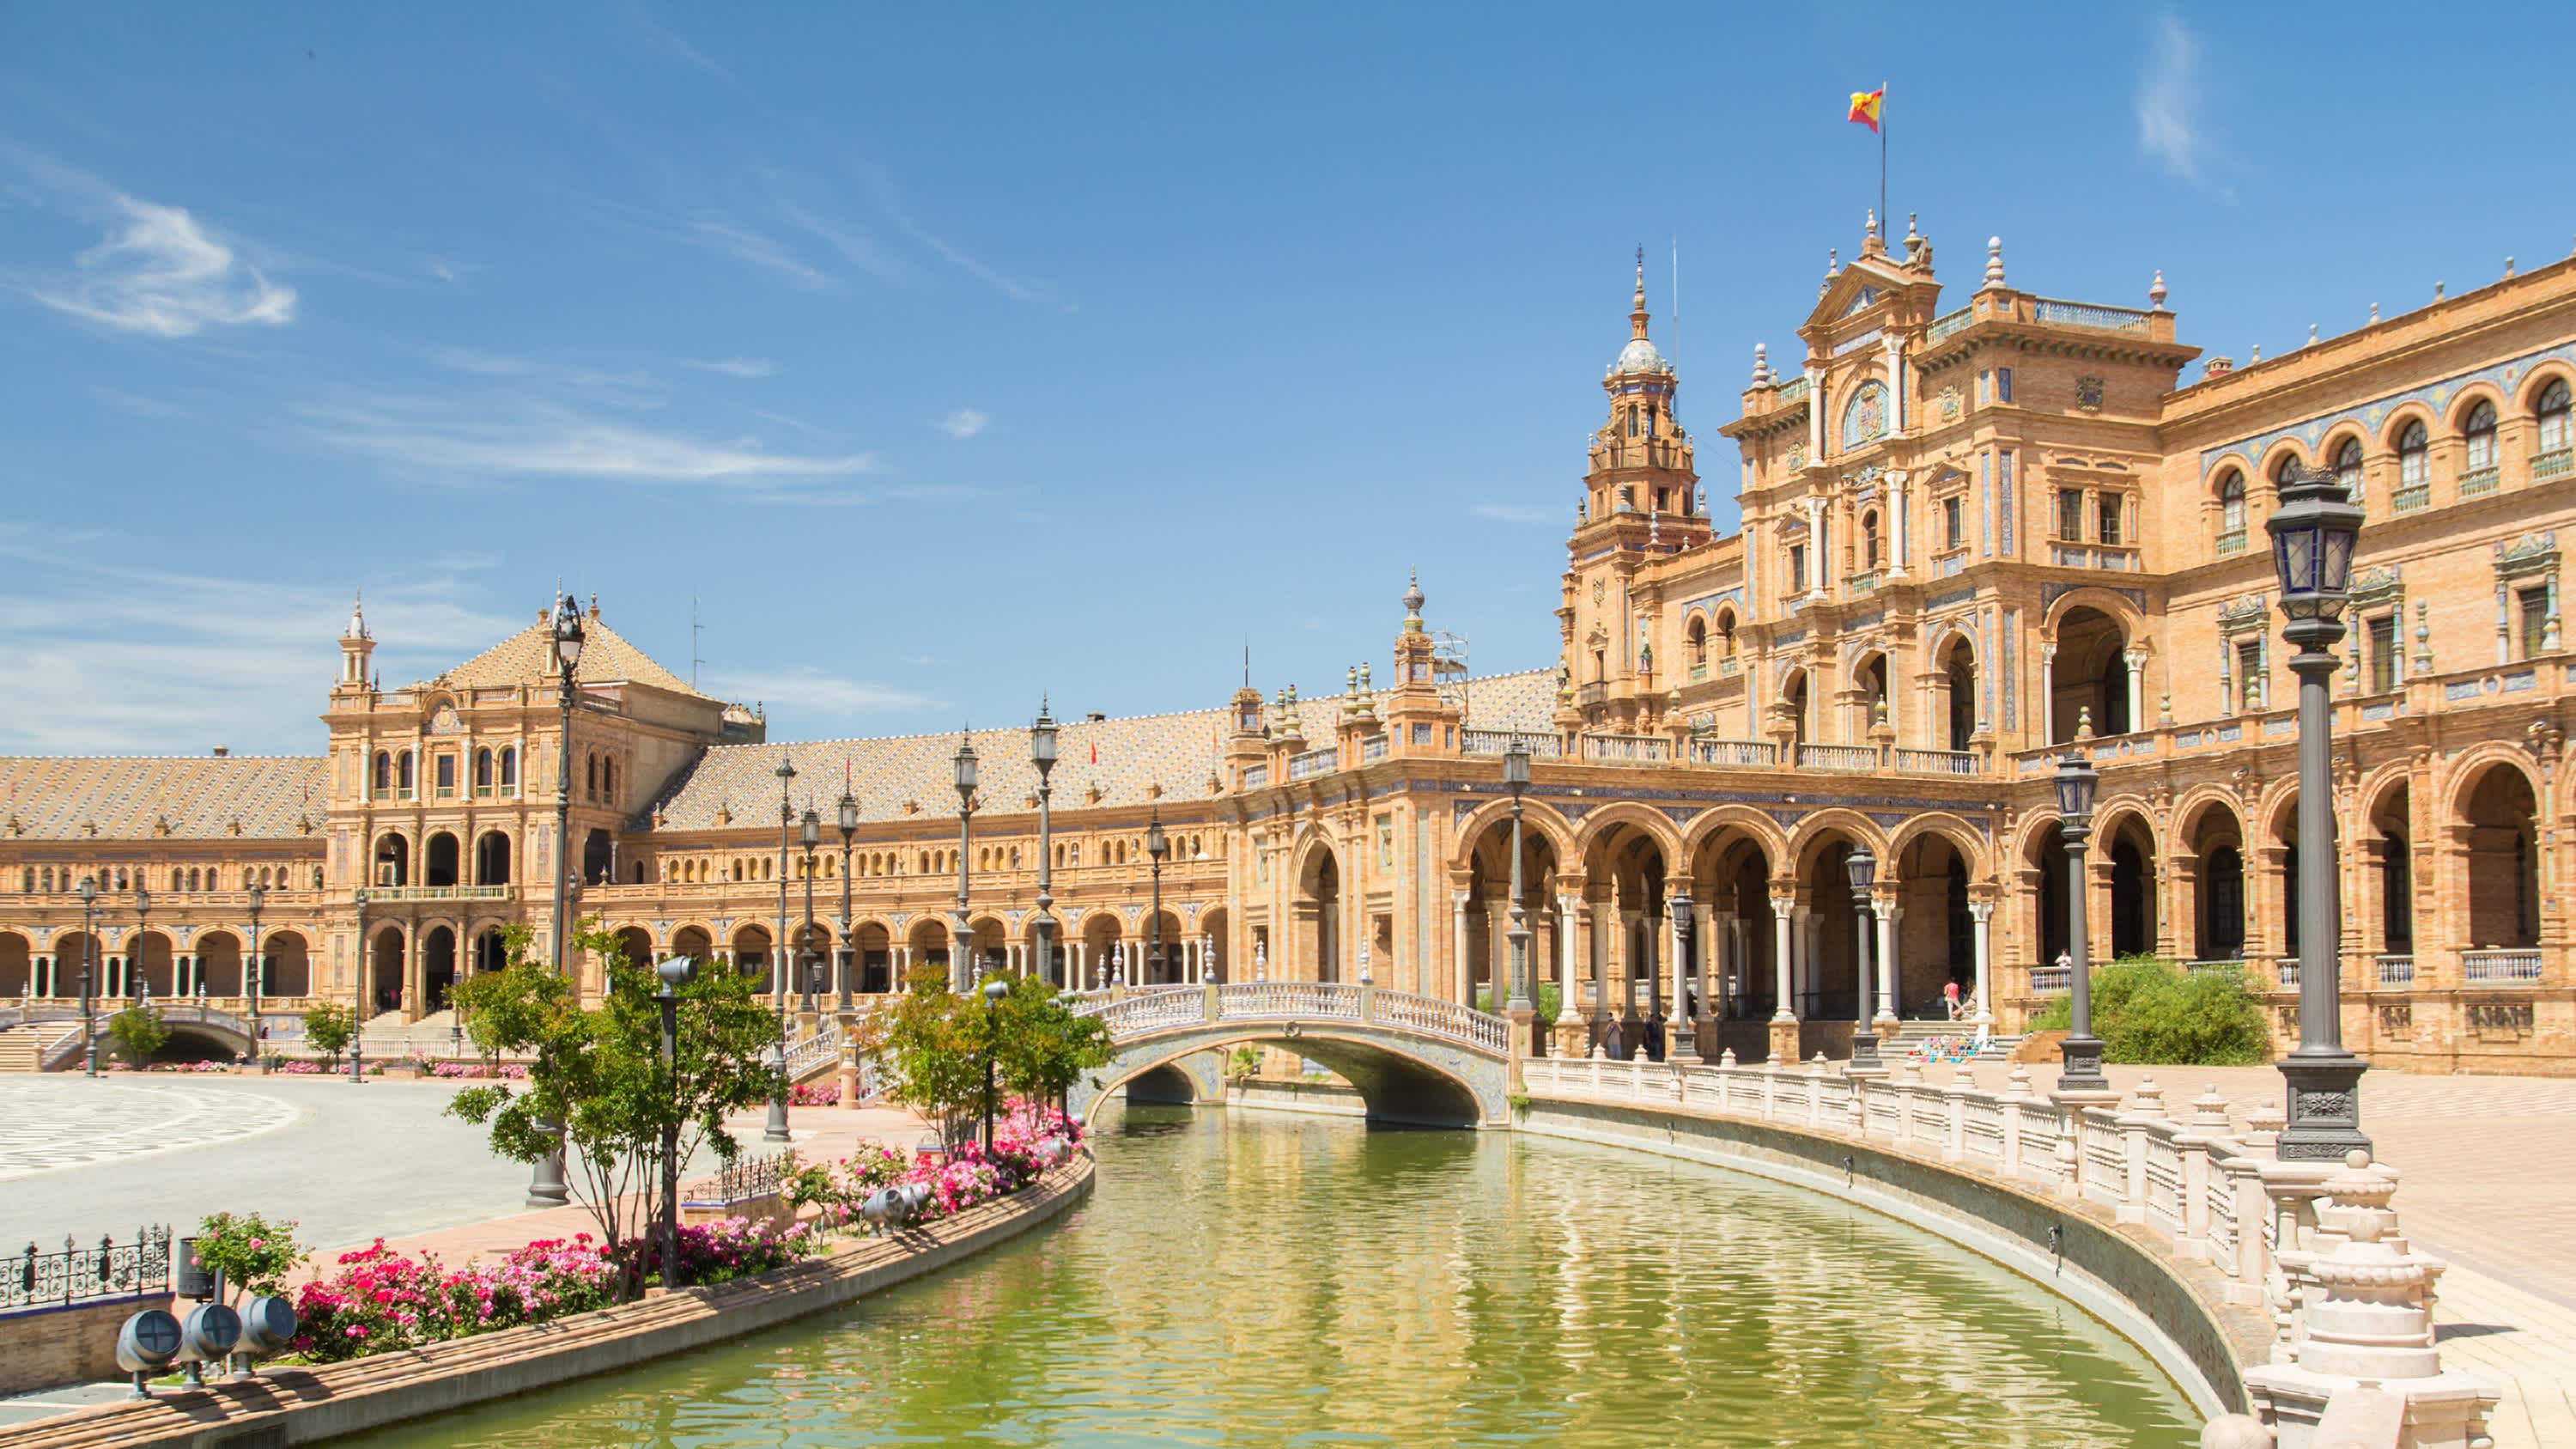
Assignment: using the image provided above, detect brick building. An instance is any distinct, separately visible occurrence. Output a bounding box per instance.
[4,219,2570,1074]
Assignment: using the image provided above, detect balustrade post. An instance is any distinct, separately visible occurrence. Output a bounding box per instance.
[2001,1065,2029,1178]
[2116,1078,2164,1226]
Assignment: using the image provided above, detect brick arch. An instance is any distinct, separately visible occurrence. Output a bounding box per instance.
[2012,809,2067,866]
[2092,797,2161,852]
[1449,796,1578,874]
[1679,804,1790,869]
[2441,744,2543,822]
[2171,788,2247,854]
[2251,436,2312,493]
[2517,361,2576,412]
[1884,810,1990,881]
[1784,807,1889,876]
[2040,586,2148,643]
[1568,801,1686,869]
[2445,381,2509,432]
[2382,402,2438,450]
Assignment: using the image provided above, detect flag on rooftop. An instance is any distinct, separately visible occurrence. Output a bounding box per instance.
[1848,87,1883,132]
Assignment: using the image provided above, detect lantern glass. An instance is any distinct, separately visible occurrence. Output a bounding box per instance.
[1842,844,1876,897]
[2053,753,2098,823]
[838,791,858,835]
[800,809,820,849]
[1030,707,1058,770]
[248,884,265,914]
[1146,814,1169,861]
[953,739,978,798]
[554,595,586,671]
[1503,740,1531,793]
[136,886,150,914]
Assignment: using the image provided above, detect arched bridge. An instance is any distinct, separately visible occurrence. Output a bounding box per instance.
[3,1002,267,1068]
[1066,983,1513,1128]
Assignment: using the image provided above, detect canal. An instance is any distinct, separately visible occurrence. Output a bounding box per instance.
[348,1103,2200,1446]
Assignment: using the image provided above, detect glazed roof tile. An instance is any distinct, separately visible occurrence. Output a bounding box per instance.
[434,613,709,699]
[0,756,328,843]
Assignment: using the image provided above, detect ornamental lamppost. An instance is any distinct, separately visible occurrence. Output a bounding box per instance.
[1502,740,1535,1048]
[76,875,100,1077]
[766,756,796,1144]
[349,886,369,1086]
[245,883,265,1045]
[1030,701,1060,988]
[653,953,693,1289]
[132,885,151,1004]
[799,808,821,1015]
[1844,845,1881,1069]
[2053,745,2110,1094]
[980,973,1009,1153]
[952,734,978,992]
[2267,459,2372,1161]
[836,784,857,1012]
[1145,809,1170,984]
[529,594,584,1206]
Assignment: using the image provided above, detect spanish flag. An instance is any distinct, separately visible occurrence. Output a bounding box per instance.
[1848,87,1884,133]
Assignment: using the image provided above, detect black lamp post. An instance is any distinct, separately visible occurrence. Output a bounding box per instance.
[953,734,978,992]
[837,785,857,1012]
[765,756,795,1145]
[245,883,264,1046]
[76,875,99,1077]
[1503,740,1535,1046]
[133,885,151,1004]
[981,974,1009,1153]
[1844,845,1881,1069]
[2267,459,2372,1162]
[1030,701,1060,988]
[653,953,693,1289]
[349,886,368,1086]
[2053,746,2109,1093]
[530,594,584,1209]
[1145,810,1170,984]
[799,808,820,1015]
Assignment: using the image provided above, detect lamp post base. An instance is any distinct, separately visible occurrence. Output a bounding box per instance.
[526,1133,569,1208]
[1850,1024,1880,1068]
[2058,1033,2111,1095]
[2276,1050,2372,1163]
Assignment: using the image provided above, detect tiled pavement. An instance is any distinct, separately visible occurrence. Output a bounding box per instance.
[0,1077,300,1184]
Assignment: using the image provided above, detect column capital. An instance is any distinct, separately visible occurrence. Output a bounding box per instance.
[1967,899,1996,922]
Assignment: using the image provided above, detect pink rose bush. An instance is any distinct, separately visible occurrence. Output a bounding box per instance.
[291,1234,616,1362]
[613,1215,817,1288]
[428,1061,527,1080]
[788,1081,841,1106]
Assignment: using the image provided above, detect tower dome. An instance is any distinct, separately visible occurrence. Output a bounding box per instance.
[1607,247,1672,376]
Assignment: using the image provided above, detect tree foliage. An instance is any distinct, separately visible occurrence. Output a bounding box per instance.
[862,966,1110,1148]
[445,923,783,1281]
[107,1004,170,1066]
[2028,955,2269,1065]
[302,1003,355,1065]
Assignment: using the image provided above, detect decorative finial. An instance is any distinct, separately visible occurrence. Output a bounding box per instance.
[1905,210,1921,246]
[1633,244,1645,310]
[2251,343,2262,363]
[2369,301,2379,324]
[2075,706,2095,741]
[2505,255,2516,278]
[1752,341,1770,385]
[1402,568,1425,627]
[1983,235,2005,287]
[2434,279,2445,300]
[1865,207,1879,239]
[2148,269,2167,310]
[1826,247,1839,277]
[2306,323,2318,346]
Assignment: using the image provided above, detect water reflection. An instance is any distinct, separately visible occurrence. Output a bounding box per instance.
[346,1105,2196,1447]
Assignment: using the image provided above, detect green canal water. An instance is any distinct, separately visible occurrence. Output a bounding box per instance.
[348,1104,2200,1446]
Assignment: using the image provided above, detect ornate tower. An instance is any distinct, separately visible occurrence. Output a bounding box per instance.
[336,594,374,695]
[1561,253,1704,733]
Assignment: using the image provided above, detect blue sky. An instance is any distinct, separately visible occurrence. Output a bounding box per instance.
[3,4,2565,755]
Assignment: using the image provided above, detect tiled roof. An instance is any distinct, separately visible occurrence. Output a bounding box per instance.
[434,612,709,700]
[0,756,329,843]
[646,668,1556,833]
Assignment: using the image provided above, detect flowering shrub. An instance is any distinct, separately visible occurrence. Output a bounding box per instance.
[428,1061,527,1080]
[278,1059,327,1075]
[147,1060,238,1073]
[291,1234,616,1363]
[789,1081,841,1106]
[614,1215,817,1287]
[196,1211,305,1298]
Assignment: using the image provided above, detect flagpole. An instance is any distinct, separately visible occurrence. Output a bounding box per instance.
[1880,81,1888,237]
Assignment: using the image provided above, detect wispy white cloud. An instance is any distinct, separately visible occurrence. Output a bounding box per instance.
[697,667,939,721]
[857,165,1068,310]
[688,356,775,379]
[939,408,990,439]
[21,183,296,338]
[773,198,905,282]
[628,12,738,88]
[685,216,836,290]
[2137,14,2225,195]
[304,396,877,485]
[0,525,519,753]
[1471,502,1556,525]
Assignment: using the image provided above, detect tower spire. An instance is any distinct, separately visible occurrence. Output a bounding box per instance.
[1631,244,1649,339]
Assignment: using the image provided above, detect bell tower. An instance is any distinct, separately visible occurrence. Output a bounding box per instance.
[336,593,374,696]
[1560,253,1703,732]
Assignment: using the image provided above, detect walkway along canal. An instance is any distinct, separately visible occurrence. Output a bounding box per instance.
[341,1104,2200,1448]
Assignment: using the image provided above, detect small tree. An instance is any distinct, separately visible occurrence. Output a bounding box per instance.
[994,974,1111,1117]
[106,1004,170,1067]
[868,965,993,1148]
[193,1211,306,1304]
[447,924,781,1288]
[302,1003,355,1067]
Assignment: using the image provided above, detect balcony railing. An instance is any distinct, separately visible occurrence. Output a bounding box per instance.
[1893,747,1980,776]
[1286,746,1340,782]
[2458,466,2500,497]
[1774,377,1809,405]
[2029,965,2071,993]
[1575,682,1611,708]
[1461,728,1562,758]
[2462,948,2543,983]
[2534,447,2573,481]
[1360,734,1388,763]
[2376,954,2415,986]
[2215,527,2247,556]
[1579,734,1673,764]
[1924,307,1973,344]
[1794,743,1875,772]
[1242,764,1268,788]
[1689,738,1778,767]
[361,885,513,903]
[2029,297,2155,335]
[2185,959,2246,976]
[2393,482,2431,512]
[1846,569,1880,595]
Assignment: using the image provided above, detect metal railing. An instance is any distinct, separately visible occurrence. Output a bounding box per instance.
[689,1151,789,1207]
[1286,746,1340,782]
[2462,948,2543,983]
[1690,738,1778,767]
[1580,734,1673,763]
[1794,743,1875,772]
[2028,965,2071,993]
[3,1227,171,1312]
[1893,747,1980,776]
[2375,954,2415,987]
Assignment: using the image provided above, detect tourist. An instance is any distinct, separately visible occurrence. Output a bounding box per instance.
[1943,980,1962,1020]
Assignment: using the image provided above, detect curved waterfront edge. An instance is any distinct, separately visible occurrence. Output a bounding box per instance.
[0,1155,1097,1449]
[1511,1093,2257,1422]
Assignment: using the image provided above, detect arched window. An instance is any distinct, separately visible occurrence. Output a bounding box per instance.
[2334,437,2364,501]
[397,751,415,797]
[2269,452,2303,497]
[1862,510,1881,569]
[1625,406,1639,439]
[585,755,598,801]
[499,746,518,794]
[2464,400,2498,472]
[1686,616,1707,665]
[2540,378,2573,454]
[1717,611,1737,658]
[2216,468,2246,533]
[473,748,493,795]
[601,758,616,803]
[372,751,392,798]
[2398,420,2429,496]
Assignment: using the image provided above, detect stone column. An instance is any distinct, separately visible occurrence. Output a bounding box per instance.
[1875,895,1899,1024]
[2040,642,2057,742]
[1696,900,1718,1038]
[2123,648,2146,732]
[1767,894,1800,1062]
[1619,910,1642,1026]
[1555,892,1580,1023]
[1969,900,1995,1030]
[1451,891,1471,1005]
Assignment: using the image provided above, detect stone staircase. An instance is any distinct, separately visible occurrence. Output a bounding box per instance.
[1885,1019,2018,1062]
[360,1008,464,1057]
[0,1026,48,1073]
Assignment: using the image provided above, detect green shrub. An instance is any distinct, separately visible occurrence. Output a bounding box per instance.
[1473,983,1563,1020]
[107,1005,171,1067]
[194,1211,306,1300]
[303,1003,355,1065]
[2027,956,2267,1066]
